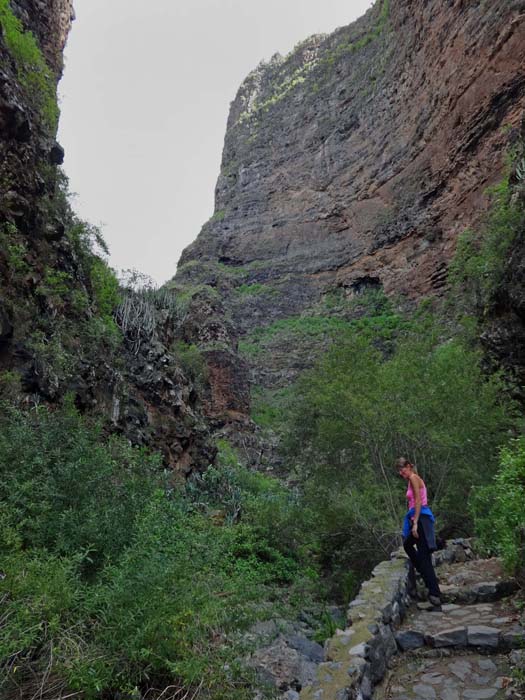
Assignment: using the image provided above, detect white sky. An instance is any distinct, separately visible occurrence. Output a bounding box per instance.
[58,0,373,285]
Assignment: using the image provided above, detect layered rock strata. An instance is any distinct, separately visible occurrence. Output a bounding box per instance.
[180,0,525,301]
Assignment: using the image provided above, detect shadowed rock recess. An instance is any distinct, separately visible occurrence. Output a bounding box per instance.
[171,0,525,432]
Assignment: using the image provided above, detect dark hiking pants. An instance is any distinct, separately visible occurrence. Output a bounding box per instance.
[403,516,441,598]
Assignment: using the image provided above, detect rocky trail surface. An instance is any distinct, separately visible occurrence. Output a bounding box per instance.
[379,557,524,700]
[294,541,524,700]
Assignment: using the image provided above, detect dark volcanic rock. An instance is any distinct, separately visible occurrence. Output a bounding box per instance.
[0,1,216,477]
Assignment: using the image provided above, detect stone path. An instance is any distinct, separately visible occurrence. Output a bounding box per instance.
[383,653,510,700]
[376,557,523,700]
[298,542,524,700]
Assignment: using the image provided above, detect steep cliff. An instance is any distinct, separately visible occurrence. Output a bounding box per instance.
[0,0,215,475]
[172,0,525,431]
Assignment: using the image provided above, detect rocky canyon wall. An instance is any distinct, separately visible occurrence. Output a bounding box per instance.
[172,0,525,430]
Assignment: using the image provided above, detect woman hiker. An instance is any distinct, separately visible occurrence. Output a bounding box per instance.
[396,457,441,606]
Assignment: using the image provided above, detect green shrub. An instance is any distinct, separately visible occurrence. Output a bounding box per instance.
[0,408,320,699]
[89,258,121,318]
[36,268,73,309]
[27,328,77,388]
[0,401,163,576]
[250,386,292,429]
[0,544,86,700]
[81,314,122,354]
[449,177,525,313]
[470,437,525,578]
[0,370,21,401]
[173,340,209,390]
[67,219,110,261]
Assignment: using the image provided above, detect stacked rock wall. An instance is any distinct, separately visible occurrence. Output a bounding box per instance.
[300,548,410,700]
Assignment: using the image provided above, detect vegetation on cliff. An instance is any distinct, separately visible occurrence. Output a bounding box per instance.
[1,1,525,697]
[0,0,59,129]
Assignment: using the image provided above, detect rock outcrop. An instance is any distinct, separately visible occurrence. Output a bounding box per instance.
[178,0,525,298]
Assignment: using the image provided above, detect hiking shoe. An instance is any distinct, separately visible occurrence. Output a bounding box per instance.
[428,594,441,606]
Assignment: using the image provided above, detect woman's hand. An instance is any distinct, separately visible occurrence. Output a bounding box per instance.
[411,521,419,538]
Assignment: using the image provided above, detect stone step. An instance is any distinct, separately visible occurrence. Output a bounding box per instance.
[395,600,524,652]
[440,579,518,605]
[396,623,523,652]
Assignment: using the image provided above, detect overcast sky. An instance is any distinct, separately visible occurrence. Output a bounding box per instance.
[58,0,373,285]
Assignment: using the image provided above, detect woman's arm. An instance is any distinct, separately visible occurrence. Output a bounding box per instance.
[410,474,422,538]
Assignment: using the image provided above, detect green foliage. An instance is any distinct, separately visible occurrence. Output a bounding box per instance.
[36,268,73,309]
[89,258,121,318]
[240,299,403,361]
[0,222,30,278]
[322,0,390,67]
[0,400,164,575]
[0,408,319,699]
[0,0,59,130]
[81,314,122,354]
[67,218,110,260]
[235,282,274,296]
[449,175,525,313]
[282,314,517,545]
[210,209,226,223]
[27,327,77,388]
[251,386,292,429]
[0,370,21,400]
[0,544,86,699]
[169,283,220,312]
[470,437,525,577]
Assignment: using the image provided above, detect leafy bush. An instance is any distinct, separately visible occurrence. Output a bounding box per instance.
[0,401,164,575]
[36,268,73,310]
[0,223,30,278]
[173,340,209,390]
[449,175,525,313]
[0,543,86,700]
[470,437,525,580]
[89,258,121,319]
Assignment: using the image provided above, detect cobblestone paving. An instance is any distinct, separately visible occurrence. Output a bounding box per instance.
[376,556,523,700]
[401,600,522,642]
[384,653,510,700]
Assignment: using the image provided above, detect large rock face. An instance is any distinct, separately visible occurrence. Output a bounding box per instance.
[180,0,524,301]
[10,0,74,76]
[172,0,525,424]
